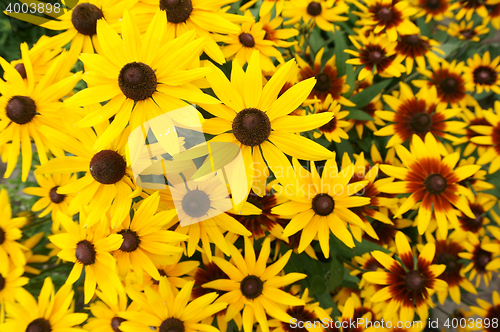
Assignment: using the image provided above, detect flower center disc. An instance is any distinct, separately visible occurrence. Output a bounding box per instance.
[26,318,52,332]
[377,6,392,22]
[49,186,66,204]
[159,318,185,332]
[440,77,458,94]
[473,67,497,85]
[181,189,211,218]
[312,193,335,216]
[307,2,322,16]
[424,173,447,194]
[410,112,432,133]
[437,253,459,274]
[232,108,271,147]
[240,275,263,299]
[118,62,157,101]
[160,0,193,24]
[111,317,126,332]
[405,270,425,291]
[476,249,491,269]
[71,3,104,36]
[368,50,384,64]
[0,227,5,245]
[15,63,27,79]
[75,240,97,265]
[404,34,421,45]
[314,73,331,92]
[89,150,127,185]
[239,33,255,47]
[118,230,140,252]
[426,0,441,9]
[6,96,36,125]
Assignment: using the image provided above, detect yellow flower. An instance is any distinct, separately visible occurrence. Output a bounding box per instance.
[464,51,500,94]
[0,189,28,269]
[283,0,349,31]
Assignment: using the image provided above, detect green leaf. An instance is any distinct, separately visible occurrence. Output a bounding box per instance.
[310,275,327,295]
[349,79,392,108]
[334,26,348,77]
[416,17,431,37]
[317,292,341,317]
[345,109,375,121]
[328,255,345,290]
[309,28,325,53]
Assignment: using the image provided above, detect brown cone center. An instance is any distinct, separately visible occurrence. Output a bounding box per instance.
[473,67,497,85]
[307,2,322,16]
[232,108,271,146]
[437,253,459,274]
[49,186,66,204]
[118,62,157,101]
[6,96,37,125]
[424,173,447,194]
[160,0,193,24]
[26,318,52,332]
[440,77,458,94]
[118,229,140,252]
[240,275,263,299]
[369,50,384,64]
[312,193,335,216]
[377,7,392,22]
[405,270,425,291]
[404,34,421,45]
[89,150,127,185]
[75,240,97,265]
[314,73,331,92]
[410,112,432,133]
[239,33,255,47]
[159,318,185,332]
[181,189,211,218]
[71,3,104,36]
[15,63,27,79]
[111,317,126,332]
[426,0,440,9]
[0,227,5,245]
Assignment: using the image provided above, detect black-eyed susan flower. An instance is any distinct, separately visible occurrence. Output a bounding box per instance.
[260,13,299,48]
[0,277,87,332]
[121,278,227,332]
[0,263,28,307]
[312,96,351,142]
[201,51,334,199]
[484,3,500,30]
[297,48,354,106]
[23,173,77,225]
[364,232,447,322]
[35,121,135,228]
[64,10,217,151]
[374,83,466,147]
[469,291,500,331]
[424,232,477,305]
[202,237,307,332]
[351,0,420,41]
[272,156,370,257]
[113,192,186,284]
[346,33,406,80]
[0,51,81,181]
[412,0,459,23]
[454,106,492,157]
[412,60,476,110]
[464,52,500,94]
[470,103,500,173]
[48,211,124,304]
[459,233,499,287]
[379,133,481,238]
[442,21,490,42]
[455,156,495,192]
[457,193,497,235]
[395,34,444,74]
[218,11,285,72]
[455,0,491,21]
[0,189,27,269]
[282,0,349,31]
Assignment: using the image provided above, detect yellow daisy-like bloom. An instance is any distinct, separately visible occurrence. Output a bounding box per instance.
[260,13,299,48]
[364,232,447,322]
[470,103,500,173]
[35,120,135,228]
[455,0,493,21]
[379,133,481,238]
[23,173,77,224]
[120,278,227,332]
[132,0,246,64]
[218,11,285,72]
[0,189,27,269]
[7,0,132,58]
[271,156,370,257]
[312,96,351,142]
[453,106,492,157]
[64,10,217,151]
[374,82,466,147]
[456,193,497,235]
[442,20,490,42]
[459,232,499,287]
[469,291,500,331]
[411,0,459,23]
[202,237,307,332]
[454,155,494,193]
[48,211,124,304]
[0,262,28,307]
[0,48,81,181]
[351,0,420,41]
[394,34,444,75]
[464,52,500,94]
[201,51,334,198]
[113,192,186,284]
[346,32,406,81]
[0,277,87,332]
[484,3,500,30]
[282,0,349,31]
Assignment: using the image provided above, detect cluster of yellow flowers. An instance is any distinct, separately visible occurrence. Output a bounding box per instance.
[0,0,500,330]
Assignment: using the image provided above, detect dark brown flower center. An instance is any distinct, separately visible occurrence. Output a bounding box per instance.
[118,229,140,252]
[405,270,425,291]
[49,186,66,204]
[410,112,432,133]
[240,275,263,299]
[461,29,474,39]
[368,50,384,64]
[312,193,335,216]
[160,0,193,24]
[75,240,97,265]
[437,253,459,274]
[181,189,211,218]
[366,259,382,271]
[71,3,104,36]
[152,269,168,285]
[6,96,36,125]
[89,150,127,185]
[239,33,255,47]
[377,6,392,22]
[0,274,4,291]
[314,73,331,92]
[0,227,5,245]
[232,108,271,146]
[476,249,491,270]
[425,0,441,9]
[307,2,322,16]
[404,34,421,45]
[424,173,447,194]
[118,62,157,101]
[159,318,185,332]
[111,317,126,332]
[440,77,458,94]
[15,63,27,79]
[473,66,497,85]
[26,318,52,332]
